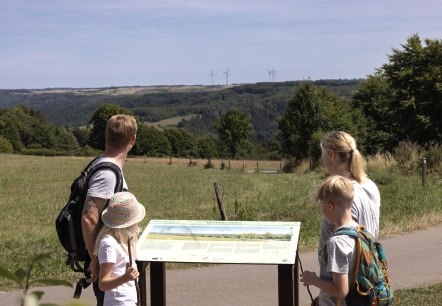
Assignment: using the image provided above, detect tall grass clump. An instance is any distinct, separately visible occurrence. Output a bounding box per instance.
[423,143,442,173]
[393,140,421,173]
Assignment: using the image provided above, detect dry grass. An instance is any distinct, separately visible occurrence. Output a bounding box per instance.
[381,214,442,238]
[366,153,397,172]
[132,156,284,172]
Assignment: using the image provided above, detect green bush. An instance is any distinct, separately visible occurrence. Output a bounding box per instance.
[0,136,13,153]
[21,148,70,156]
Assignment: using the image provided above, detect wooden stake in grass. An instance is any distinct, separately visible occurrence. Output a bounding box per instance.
[214,182,227,221]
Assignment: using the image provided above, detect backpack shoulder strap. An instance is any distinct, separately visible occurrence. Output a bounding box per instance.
[86,160,124,193]
[83,156,101,172]
[331,226,360,239]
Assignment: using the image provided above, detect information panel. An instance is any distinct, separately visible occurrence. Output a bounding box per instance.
[137,220,300,264]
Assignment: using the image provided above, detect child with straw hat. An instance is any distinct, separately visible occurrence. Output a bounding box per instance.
[93,191,145,306]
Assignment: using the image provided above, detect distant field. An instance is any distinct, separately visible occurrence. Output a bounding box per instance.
[0,154,441,290]
[144,114,202,129]
[27,84,230,96]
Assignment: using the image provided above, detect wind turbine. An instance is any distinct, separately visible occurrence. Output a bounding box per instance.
[271,67,278,82]
[209,69,216,86]
[267,69,273,82]
[223,68,230,86]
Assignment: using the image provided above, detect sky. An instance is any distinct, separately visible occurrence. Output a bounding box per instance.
[1,0,441,89]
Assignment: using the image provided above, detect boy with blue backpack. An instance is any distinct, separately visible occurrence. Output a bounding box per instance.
[301,175,393,306]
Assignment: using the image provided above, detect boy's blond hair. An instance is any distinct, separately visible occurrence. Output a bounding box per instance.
[320,131,366,183]
[316,175,354,210]
[105,114,137,149]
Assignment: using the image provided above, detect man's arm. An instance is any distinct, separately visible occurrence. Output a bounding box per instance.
[82,196,107,282]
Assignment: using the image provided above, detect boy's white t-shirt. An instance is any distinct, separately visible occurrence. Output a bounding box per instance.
[99,234,137,306]
[318,221,358,306]
[86,157,128,199]
[319,178,380,250]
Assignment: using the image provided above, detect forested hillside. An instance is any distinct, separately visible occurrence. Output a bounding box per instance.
[0,80,360,141]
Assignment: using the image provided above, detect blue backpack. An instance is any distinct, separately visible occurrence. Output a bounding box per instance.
[331,226,394,306]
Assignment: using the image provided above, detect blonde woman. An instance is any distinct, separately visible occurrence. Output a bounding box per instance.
[319,131,381,249]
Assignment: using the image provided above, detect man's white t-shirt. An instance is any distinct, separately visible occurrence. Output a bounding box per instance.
[86,157,127,200]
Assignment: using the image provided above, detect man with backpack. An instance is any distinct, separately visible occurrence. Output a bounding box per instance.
[82,114,137,306]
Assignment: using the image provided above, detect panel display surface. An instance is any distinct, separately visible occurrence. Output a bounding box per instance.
[137,220,300,264]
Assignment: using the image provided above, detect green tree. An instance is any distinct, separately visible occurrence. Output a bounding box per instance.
[278,83,321,160]
[382,34,442,144]
[53,126,80,154]
[71,127,90,148]
[0,105,81,154]
[352,74,396,153]
[0,117,22,152]
[89,104,134,150]
[355,35,442,149]
[164,128,196,157]
[195,135,219,159]
[213,109,254,159]
[278,83,366,161]
[133,125,171,156]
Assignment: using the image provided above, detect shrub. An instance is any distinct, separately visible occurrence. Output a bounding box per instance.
[204,159,215,169]
[423,143,442,172]
[366,152,396,172]
[393,140,421,172]
[0,136,13,153]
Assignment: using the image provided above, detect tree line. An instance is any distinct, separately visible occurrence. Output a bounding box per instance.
[1,34,441,168]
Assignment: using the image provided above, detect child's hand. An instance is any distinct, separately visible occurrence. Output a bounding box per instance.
[300,270,318,286]
[124,263,140,281]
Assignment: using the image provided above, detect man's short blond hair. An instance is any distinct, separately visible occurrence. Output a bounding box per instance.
[316,175,354,209]
[105,114,137,149]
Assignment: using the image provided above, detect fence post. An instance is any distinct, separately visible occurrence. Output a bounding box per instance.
[256,162,259,172]
[421,157,427,186]
[213,182,227,221]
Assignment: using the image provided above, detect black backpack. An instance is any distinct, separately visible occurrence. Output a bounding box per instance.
[56,156,124,273]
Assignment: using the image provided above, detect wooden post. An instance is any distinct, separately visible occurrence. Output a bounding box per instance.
[214,182,227,220]
[422,158,427,186]
[278,264,294,306]
[256,162,259,172]
[137,261,149,306]
[150,262,166,306]
[294,252,299,306]
[228,160,231,171]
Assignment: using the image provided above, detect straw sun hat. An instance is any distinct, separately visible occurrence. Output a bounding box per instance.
[102,192,146,228]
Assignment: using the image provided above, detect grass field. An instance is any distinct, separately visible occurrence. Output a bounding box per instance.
[0,153,441,291]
